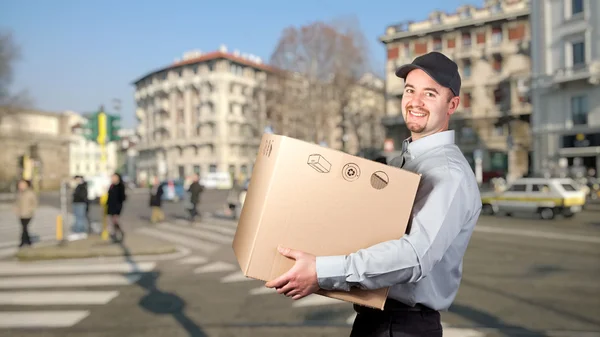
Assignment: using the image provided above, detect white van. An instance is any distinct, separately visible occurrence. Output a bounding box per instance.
[200,172,233,190]
[481,177,587,220]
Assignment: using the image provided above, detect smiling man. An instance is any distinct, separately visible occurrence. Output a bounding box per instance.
[265,52,482,337]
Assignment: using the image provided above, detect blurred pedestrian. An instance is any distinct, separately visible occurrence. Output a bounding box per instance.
[14,179,37,248]
[106,173,126,242]
[149,177,165,224]
[187,174,204,223]
[71,175,88,234]
[265,52,482,337]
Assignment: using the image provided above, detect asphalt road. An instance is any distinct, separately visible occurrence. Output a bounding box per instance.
[1,193,599,337]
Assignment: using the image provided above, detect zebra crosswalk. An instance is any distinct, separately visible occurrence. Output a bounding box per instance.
[139,218,487,336]
[0,259,155,329]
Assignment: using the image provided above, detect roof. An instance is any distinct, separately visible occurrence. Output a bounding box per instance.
[132,51,278,85]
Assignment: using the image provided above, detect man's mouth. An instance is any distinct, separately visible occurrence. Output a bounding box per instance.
[409,109,428,117]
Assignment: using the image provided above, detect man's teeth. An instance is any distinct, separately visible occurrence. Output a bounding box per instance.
[410,110,426,117]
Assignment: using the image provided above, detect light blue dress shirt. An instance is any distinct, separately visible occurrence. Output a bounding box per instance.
[315,130,482,311]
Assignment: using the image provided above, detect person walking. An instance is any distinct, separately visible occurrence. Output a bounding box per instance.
[14,179,38,248]
[265,52,482,337]
[71,176,88,234]
[149,177,165,224]
[187,174,204,223]
[106,173,126,242]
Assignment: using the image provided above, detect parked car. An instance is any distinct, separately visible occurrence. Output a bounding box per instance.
[481,177,587,220]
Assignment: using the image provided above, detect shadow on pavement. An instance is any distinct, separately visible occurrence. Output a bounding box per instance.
[458,278,600,330]
[118,241,208,337]
[449,303,548,337]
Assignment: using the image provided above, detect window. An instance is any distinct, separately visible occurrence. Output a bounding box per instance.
[476,32,486,44]
[507,184,526,192]
[463,60,472,78]
[491,27,503,45]
[462,33,471,48]
[492,55,503,72]
[433,37,442,51]
[447,38,456,49]
[178,166,185,179]
[463,92,472,108]
[532,184,550,193]
[572,41,585,66]
[493,125,504,136]
[561,184,577,191]
[460,10,471,19]
[193,165,201,176]
[571,95,588,125]
[572,0,583,15]
[209,164,217,173]
[491,3,502,14]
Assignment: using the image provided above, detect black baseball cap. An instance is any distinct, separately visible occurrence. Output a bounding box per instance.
[395,52,461,97]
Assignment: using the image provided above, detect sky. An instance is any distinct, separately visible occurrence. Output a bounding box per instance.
[1,0,475,128]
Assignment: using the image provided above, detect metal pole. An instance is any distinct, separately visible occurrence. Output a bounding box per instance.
[58,179,67,246]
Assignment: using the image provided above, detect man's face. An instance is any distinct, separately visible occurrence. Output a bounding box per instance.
[401,69,459,140]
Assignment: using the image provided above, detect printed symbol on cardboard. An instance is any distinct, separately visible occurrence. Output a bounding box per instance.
[307,154,332,173]
[371,171,389,190]
[342,163,360,182]
[267,141,273,157]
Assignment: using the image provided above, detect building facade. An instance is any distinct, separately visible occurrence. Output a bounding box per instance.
[530,0,600,178]
[379,0,532,183]
[0,109,71,190]
[134,46,271,183]
[67,111,119,178]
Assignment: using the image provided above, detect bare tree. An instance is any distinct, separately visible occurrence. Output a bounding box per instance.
[268,18,372,150]
[0,31,30,125]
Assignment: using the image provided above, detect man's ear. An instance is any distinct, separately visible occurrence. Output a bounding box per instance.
[448,95,460,115]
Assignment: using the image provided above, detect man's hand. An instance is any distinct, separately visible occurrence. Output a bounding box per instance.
[265,245,320,300]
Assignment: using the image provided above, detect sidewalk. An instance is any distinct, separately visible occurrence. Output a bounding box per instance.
[0,204,74,248]
[13,233,178,261]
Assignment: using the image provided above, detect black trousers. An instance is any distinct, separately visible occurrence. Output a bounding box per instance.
[349,301,443,337]
[20,218,32,246]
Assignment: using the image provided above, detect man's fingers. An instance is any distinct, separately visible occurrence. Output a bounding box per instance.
[292,293,306,300]
[278,245,302,260]
[276,282,295,295]
[265,271,292,288]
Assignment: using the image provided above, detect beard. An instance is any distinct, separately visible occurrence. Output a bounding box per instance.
[404,104,429,133]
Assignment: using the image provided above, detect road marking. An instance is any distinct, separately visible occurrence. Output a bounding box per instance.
[220,271,252,283]
[0,274,141,289]
[0,311,90,328]
[475,225,600,244]
[249,286,276,295]
[0,261,155,276]
[178,256,208,265]
[138,227,219,253]
[196,224,237,236]
[158,223,233,244]
[0,247,16,260]
[194,261,236,274]
[443,327,485,337]
[291,294,345,307]
[0,291,119,305]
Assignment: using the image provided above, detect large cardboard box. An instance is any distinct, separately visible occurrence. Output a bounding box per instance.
[232,134,421,310]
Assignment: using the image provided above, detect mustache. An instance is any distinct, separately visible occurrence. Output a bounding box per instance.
[405,105,429,115]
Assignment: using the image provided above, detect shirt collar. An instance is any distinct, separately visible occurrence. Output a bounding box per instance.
[403,130,455,160]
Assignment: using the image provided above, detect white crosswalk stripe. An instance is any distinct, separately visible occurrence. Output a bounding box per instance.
[0,260,155,329]
[194,261,236,274]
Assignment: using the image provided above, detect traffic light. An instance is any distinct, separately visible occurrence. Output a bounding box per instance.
[83,114,99,141]
[107,114,121,142]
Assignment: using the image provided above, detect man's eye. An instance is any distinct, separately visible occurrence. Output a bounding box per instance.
[426,92,435,97]
[405,89,413,93]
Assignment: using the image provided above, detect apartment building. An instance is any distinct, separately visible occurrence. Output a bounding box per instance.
[530,0,600,178]
[379,0,532,183]
[67,111,119,178]
[133,46,271,183]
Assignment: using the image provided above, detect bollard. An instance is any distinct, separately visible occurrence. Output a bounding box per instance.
[56,215,63,241]
[100,193,109,240]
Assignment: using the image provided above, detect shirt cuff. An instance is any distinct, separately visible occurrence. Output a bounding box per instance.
[315,255,348,291]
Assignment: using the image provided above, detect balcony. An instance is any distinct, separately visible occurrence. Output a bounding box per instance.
[551,61,600,85]
[135,108,145,121]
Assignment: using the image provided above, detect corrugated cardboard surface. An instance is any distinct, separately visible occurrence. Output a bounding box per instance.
[233,134,420,310]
